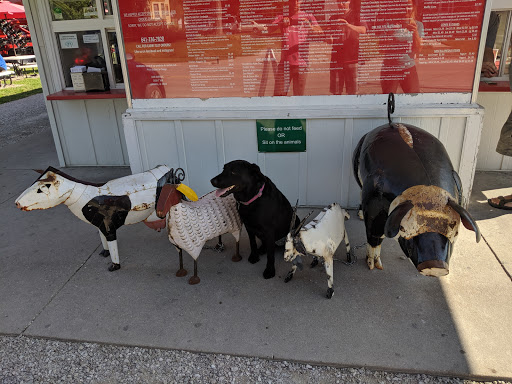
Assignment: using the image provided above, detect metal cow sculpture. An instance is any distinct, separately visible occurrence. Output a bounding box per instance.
[15,166,194,271]
[352,94,481,276]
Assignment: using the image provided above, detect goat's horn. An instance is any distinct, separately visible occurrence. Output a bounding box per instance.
[289,199,298,233]
[293,210,314,236]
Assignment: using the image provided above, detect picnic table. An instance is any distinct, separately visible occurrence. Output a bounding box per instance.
[3,55,37,77]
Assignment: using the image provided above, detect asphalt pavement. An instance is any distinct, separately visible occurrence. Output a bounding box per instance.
[1,94,511,383]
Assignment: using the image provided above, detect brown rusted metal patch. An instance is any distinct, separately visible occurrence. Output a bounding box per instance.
[389,185,460,242]
[133,202,152,211]
[397,123,413,149]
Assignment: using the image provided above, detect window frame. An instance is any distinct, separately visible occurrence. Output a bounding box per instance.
[481,9,512,83]
[48,0,124,90]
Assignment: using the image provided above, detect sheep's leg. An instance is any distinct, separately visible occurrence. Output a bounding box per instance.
[284,265,297,283]
[324,255,334,299]
[232,241,241,262]
[213,235,225,252]
[310,256,319,268]
[188,260,200,285]
[98,231,110,257]
[107,239,120,271]
[176,248,188,277]
[344,228,354,263]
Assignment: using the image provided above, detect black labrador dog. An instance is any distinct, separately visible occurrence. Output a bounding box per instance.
[211,160,299,279]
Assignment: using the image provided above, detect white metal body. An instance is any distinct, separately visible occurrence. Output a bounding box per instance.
[15,165,170,267]
[284,203,350,296]
[166,191,241,260]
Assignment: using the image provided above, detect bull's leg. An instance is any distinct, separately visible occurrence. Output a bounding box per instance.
[98,231,110,257]
[176,248,187,277]
[107,239,120,271]
[324,256,334,299]
[188,259,200,285]
[344,228,354,263]
[284,265,297,283]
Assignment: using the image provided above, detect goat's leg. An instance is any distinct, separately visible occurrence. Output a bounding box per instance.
[176,248,188,277]
[284,265,297,283]
[98,231,110,257]
[324,256,334,299]
[344,228,354,263]
[188,259,200,285]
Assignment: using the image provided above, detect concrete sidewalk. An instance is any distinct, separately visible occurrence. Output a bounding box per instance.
[1,127,512,382]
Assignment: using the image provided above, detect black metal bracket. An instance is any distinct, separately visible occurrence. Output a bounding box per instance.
[387,92,395,125]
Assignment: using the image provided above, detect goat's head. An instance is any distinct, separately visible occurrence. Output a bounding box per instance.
[284,205,314,269]
[156,184,182,218]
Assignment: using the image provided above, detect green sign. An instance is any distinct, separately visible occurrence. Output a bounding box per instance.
[256,119,306,152]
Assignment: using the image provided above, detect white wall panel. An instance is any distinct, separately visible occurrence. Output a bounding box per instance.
[181,120,219,195]
[137,120,180,171]
[86,100,125,166]
[114,98,130,165]
[217,120,258,169]
[56,100,96,166]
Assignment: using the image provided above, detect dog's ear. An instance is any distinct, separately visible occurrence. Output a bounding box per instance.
[251,163,261,173]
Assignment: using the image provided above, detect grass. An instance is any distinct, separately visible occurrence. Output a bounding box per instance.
[0,73,42,104]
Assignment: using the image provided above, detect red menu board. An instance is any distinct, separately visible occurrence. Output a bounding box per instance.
[119,0,486,99]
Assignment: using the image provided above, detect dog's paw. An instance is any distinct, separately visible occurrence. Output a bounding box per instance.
[248,254,260,264]
[263,267,275,279]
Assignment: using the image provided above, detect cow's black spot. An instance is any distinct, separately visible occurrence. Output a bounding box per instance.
[82,195,131,241]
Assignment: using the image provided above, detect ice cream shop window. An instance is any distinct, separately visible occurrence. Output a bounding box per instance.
[48,0,124,91]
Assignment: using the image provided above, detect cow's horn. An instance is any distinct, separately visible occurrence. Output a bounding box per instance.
[384,200,414,238]
[447,198,481,242]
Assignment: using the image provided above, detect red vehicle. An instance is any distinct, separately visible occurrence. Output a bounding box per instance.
[0,18,33,56]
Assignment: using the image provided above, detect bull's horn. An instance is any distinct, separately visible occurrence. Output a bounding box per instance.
[384,200,414,238]
[293,210,314,237]
[447,198,481,243]
[289,199,298,233]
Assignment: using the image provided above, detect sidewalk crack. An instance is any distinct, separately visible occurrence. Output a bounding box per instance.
[19,244,102,335]
[482,234,512,282]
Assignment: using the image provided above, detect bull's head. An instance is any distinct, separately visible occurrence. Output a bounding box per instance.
[384,185,480,276]
[15,168,71,211]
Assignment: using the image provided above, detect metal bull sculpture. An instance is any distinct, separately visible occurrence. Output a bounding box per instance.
[352,94,481,276]
[15,166,195,272]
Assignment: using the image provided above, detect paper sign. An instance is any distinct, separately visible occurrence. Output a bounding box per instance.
[83,34,100,44]
[59,34,79,49]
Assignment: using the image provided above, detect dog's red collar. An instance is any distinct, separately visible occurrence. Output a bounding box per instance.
[240,183,265,205]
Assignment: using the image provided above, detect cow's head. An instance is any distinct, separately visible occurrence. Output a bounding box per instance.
[15,168,71,211]
[385,185,480,276]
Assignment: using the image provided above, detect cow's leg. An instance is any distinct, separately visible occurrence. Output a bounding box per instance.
[324,255,334,299]
[98,231,110,257]
[107,239,120,271]
[311,256,319,268]
[188,259,200,285]
[176,248,187,277]
[344,227,354,263]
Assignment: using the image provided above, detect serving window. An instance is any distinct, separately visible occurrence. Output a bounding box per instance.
[481,10,511,83]
[49,0,124,90]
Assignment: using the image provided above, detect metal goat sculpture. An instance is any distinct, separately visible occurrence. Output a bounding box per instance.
[15,166,195,271]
